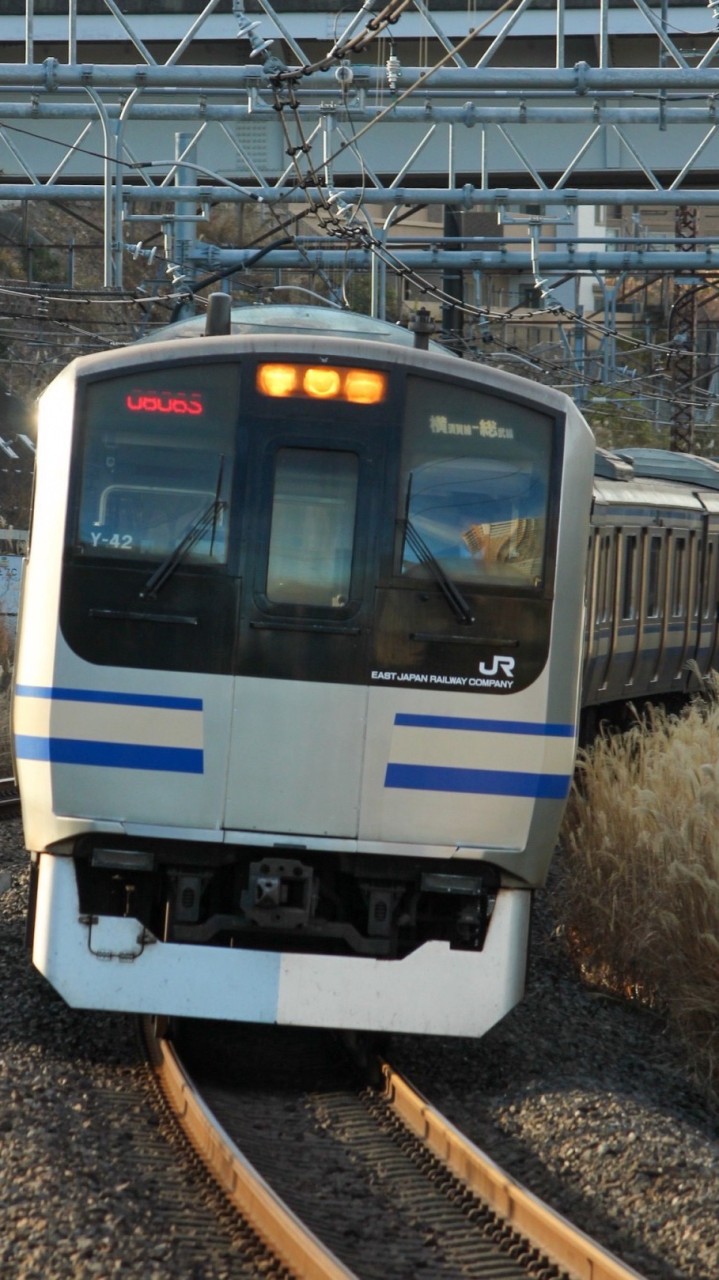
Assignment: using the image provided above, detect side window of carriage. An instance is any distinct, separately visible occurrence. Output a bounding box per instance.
[621,533,638,620]
[671,534,688,618]
[263,446,360,609]
[646,534,662,618]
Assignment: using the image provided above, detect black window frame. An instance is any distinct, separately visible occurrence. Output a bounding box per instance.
[392,368,565,600]
[64,355,245,582]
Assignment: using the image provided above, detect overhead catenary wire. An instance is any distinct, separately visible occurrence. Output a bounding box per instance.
[0,2,716,423]
[0,100,715,369]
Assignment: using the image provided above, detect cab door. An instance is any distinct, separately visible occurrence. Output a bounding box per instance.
[223,384,393,837]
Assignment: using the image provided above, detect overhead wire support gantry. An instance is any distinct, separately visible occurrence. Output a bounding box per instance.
[5,0,719,445]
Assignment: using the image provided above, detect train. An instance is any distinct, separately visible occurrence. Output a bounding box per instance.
[11,300,716,1038]
[582,445,719,731]
[11,301,594,1037]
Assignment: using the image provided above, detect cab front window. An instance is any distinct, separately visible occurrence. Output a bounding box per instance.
[399,376,554,589]
[74,364,239,566]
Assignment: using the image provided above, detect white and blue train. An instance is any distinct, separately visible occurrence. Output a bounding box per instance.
[12,303,595,1037]
[582,446,719,728]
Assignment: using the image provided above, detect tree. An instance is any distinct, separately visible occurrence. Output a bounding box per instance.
[583,385,667,450]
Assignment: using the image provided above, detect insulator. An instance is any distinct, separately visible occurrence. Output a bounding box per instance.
[708,0,719,29]
[233,10,275,62]
[130,243,157,265]
[386,53,401,91]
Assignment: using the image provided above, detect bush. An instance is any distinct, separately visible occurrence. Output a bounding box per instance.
[556,692,719,1100]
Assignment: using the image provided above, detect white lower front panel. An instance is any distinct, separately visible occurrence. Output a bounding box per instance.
[223,678,367,836]
[33,855,531,1037]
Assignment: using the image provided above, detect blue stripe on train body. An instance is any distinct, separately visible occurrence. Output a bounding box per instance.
[384,711,574,798]
[14,685,204,775]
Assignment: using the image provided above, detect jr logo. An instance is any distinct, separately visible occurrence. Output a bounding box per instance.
[478,655,516,679]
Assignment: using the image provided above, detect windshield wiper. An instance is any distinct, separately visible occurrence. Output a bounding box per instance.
[140,496,226,599]
[403,518,475,626]
[140,456,226,600]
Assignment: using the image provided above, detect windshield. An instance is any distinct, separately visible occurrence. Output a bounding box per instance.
[73,363,239,566]
[399,376,554,589]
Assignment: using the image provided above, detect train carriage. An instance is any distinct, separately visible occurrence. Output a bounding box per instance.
[13,305,595,1036]
[582,447,719,724]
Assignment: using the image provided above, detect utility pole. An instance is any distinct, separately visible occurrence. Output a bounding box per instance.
[669,205,698,453]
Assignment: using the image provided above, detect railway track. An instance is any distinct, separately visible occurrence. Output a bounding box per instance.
[0,775,19,816]
[144,1018,647,1280]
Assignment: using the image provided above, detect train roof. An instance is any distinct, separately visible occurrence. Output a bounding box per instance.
[50,303,594,427]
[596,446,719,487]
[593,447,719,513]
[594,448,634,481]
[137,303,445,350]
[615,447,719,491]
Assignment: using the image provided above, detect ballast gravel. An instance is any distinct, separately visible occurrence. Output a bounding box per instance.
[390,888,719,1280]
[0,820,279,1280]
[1,814,717,1280]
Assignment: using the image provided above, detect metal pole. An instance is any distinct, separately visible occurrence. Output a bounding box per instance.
[25,0,33,64]
[68,0,77,64]
[670,206,698,453]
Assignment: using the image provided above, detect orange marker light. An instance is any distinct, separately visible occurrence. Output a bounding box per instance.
[344,368,387,404]
[257,364,298,397]
[257,361,388,403]
[303,366,342,399]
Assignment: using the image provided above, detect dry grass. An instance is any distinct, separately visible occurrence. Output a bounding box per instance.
[0,620,12,777]
[556,688,719,1100]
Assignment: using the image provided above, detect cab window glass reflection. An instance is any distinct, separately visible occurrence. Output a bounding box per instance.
[399,377,553,588]
[266,448,358,607]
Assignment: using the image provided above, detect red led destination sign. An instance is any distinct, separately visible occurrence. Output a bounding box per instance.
[125,391,204,416]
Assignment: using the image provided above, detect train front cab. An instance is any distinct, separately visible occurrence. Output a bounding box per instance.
[16,330,595,1036]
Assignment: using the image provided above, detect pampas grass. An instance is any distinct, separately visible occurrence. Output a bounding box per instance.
[556,686,719,1100]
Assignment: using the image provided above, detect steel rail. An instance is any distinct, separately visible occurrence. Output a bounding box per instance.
[0,776,20,811]
[149,1015,649,1280]
[382,1062,646,1280]
[144,1019,358,1280]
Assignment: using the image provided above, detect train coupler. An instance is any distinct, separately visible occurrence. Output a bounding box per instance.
[240,857,318,930]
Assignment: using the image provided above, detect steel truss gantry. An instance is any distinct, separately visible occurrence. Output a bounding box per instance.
[3,0,719,290]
